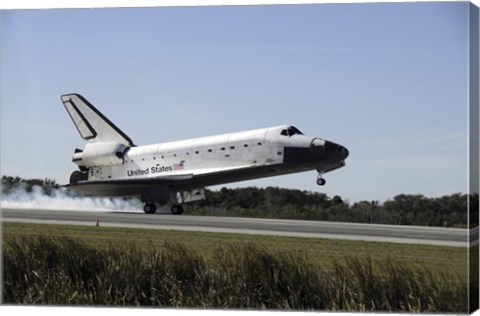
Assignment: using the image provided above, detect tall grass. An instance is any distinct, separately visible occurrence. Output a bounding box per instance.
[2,236,468,312]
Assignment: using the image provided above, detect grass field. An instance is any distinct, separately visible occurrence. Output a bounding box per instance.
[2,222,468,276]
[2,221,472,311]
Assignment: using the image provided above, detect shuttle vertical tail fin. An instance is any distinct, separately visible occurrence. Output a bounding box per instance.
[61,94,135,146]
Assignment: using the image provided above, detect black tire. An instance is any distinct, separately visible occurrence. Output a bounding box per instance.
[143,203,157,214]
[316,178,326,186]
[171,205,184,215]
[177,205,184,215]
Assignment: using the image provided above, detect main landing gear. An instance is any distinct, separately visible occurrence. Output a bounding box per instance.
[143,203,157,214]
[171,205,184,215]
[143,203,184,215]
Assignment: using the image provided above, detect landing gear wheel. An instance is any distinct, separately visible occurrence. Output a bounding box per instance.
[316,178,326,186]
[143,203,157,214]
[171,205,184,215]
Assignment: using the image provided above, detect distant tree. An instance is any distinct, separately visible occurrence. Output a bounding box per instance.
[1,175,60,196]
[1,175,471,227]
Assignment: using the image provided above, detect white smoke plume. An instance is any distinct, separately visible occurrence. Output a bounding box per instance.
[1,183,143,213]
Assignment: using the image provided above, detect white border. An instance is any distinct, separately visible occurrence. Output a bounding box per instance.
[1,0,477,10]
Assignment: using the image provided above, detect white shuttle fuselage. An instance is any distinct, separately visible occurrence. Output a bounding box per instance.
[62,94,349,214]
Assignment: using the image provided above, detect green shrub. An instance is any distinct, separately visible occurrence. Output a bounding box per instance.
[2,236,468,312]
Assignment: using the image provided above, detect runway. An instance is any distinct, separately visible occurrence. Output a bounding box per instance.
[1,208,475,247]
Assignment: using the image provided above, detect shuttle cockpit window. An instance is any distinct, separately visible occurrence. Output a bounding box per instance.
[281,126,304,137]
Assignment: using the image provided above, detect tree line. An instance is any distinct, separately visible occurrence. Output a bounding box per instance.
[196,187,476,228]
[1,175,477,227]
[1,176,60,196]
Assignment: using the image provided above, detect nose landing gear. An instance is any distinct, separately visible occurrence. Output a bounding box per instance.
[316,173,326,186]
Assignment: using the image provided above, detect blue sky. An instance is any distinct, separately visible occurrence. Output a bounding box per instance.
[1,2,474,203]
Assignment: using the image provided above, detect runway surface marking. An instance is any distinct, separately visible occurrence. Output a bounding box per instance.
[1,208,475,247]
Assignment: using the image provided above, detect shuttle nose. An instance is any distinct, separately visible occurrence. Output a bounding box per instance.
[325,141,349,160]
[339,145,349,160]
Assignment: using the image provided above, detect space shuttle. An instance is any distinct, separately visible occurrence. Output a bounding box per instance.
[62,94,349,214]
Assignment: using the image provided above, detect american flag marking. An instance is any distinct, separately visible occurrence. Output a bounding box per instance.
[173,162,184,170]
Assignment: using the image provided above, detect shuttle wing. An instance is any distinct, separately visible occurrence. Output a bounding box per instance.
[67,163,265,198]
[66,173,194,197]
